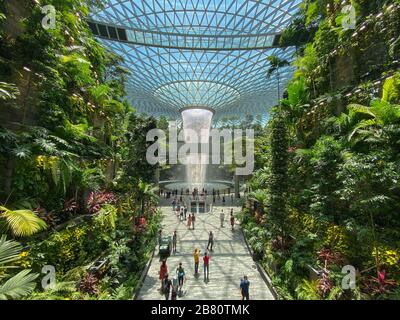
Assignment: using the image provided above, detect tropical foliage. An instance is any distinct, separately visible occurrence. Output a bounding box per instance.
[0,0,161,300]
[0,235,38,300]
[242,0,400,300]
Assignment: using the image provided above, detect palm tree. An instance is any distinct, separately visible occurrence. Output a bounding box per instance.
[266,55,290,101]
[0,235,38,300]
[0,206,47,238]
[280,77,310,142]
[136,180,159,216]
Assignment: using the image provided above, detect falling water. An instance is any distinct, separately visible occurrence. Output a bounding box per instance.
[181,108,213,191]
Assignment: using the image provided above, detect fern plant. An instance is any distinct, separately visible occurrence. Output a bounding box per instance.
[295,279,320,300]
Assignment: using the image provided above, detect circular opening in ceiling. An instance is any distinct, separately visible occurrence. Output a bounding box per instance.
[153,80,241,110]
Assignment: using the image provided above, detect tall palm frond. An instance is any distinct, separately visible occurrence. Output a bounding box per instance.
[0,206,47,237]
[0,235,21,267]
[0,235,38,300]
[0,269,38,300]
[266,55,290,77]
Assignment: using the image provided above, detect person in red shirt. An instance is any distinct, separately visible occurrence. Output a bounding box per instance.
[203,252,210,281]
[159,260,168,291]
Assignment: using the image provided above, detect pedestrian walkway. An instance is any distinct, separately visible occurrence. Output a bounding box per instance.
[137,199,275,300]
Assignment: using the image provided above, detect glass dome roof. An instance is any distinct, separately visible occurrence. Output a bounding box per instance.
[89,0,301,121]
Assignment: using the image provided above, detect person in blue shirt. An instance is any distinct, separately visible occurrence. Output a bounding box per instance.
[176,262,186,295]
[240,275,250,300]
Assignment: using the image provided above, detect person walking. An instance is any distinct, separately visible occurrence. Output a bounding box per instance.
[184,205,188,220]
[187,213,192,230]
[158,229,162,245]
[220,210,225,227]
[171,275,178,300]
[193,248,200,275]
[172,198,176,211]
[230,210,235,231]
[176,201,181,214]
[163,273,172,300]
[191,213,196,230]
[203,252,210,281]
[222,196,225,206]
[159,260,168,291]
[240,275,250,300]
[172,230,177,253]
[206,231,214,251]
[179,207,184,221]
[176,262,186,295]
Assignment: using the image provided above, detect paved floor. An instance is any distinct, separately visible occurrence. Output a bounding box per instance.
[137,198,275,300]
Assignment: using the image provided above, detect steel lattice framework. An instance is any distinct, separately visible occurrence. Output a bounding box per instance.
[89,0,302,121]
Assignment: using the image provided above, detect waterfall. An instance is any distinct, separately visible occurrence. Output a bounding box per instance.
[181,108,213,191]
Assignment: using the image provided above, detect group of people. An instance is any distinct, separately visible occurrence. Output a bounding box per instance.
[219,208,235,230]
[185,212,196,230]
[158,260,184,300]
[172,200,196,230]
[156,193,251,300]
[171,197,183,212]
[168,189,237,206]
[158,249,212,300]
[212,193,235,204]
[159,254,250,300]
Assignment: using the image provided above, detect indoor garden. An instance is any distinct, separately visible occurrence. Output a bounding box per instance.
[0,0,399,302]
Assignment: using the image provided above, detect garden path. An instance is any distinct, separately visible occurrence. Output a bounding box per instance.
[136,198,274,300]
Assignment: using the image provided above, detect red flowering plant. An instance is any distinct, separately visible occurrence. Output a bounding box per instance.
[362,269,398,296]
[78,273,99,296]
[87,191,117,214]
[134,216,147,233]
[317,248,345,268]
[317,270,334,298]
[63,198,79,214]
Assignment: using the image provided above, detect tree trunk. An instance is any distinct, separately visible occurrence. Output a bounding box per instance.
[234,175,240,198]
